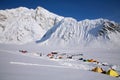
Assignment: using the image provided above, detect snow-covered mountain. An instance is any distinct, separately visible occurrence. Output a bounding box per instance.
[0,7,120,47]
[37,18,120,47]
[0,7,63,44]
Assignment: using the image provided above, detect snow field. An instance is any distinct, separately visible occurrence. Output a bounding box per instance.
[17,49,120,79]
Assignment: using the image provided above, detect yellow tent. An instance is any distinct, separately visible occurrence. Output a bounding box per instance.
[107,69,119,77]
[92,67,104,73]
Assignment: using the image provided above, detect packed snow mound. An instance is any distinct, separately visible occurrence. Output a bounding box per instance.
[38,18,120,47]
[0,7,63,44]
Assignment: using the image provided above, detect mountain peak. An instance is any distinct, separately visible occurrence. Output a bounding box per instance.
[0,6,63,44]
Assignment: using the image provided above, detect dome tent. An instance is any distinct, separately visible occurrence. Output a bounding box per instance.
[107,69,120,77]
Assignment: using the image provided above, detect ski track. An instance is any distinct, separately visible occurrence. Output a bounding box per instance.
[9,61,76,69]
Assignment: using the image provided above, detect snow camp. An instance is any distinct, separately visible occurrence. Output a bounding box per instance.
[0,0,120,80]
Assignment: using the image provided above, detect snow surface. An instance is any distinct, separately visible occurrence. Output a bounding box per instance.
[0,49,120,80]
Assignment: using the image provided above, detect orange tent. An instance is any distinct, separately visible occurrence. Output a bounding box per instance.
[87,59,98,62]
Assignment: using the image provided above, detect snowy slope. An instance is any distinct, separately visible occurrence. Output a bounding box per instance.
[0,50,119,80]
[38,18,120,48]
[0,7,63,44]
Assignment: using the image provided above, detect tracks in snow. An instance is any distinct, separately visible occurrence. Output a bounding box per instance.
[10,61,76,69]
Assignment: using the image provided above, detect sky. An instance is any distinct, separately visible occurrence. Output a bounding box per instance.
[0,0,120,22]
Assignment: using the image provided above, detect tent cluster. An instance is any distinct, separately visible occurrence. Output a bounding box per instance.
[46,51,120,78]
[77,57,119,77]
[92,66,120,77]
[82,59,98,63]
[47,52,72,59]
[47,52,83,60]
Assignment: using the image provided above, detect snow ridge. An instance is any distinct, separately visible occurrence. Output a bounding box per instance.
[38,18,120,47]
[0,6,120,48]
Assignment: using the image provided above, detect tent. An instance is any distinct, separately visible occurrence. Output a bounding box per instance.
[57,55,63,59]
[92,67,104,73]
[107,69,120,77]
[87,59,97,62]
[47,53,54,58]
